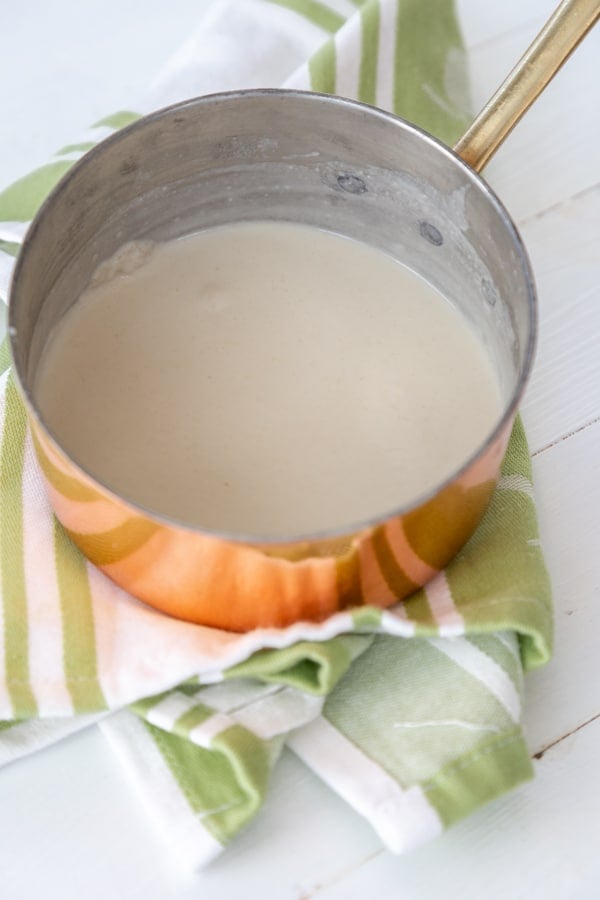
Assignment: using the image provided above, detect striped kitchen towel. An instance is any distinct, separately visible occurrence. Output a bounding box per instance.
[0,0,553,869]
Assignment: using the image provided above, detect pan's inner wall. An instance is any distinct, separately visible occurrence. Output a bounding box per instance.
[13,92,533,419]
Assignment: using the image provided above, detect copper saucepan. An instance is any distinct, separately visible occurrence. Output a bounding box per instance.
[8,1,598,630]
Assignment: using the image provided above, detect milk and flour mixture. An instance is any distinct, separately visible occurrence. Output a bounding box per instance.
[35,222,502,535]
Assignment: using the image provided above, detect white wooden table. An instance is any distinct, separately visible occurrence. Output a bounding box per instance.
[1,2,599,897]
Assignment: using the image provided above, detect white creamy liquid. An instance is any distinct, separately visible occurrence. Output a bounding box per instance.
[35,222,502,536]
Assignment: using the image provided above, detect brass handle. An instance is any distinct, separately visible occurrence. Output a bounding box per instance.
[454,0,600,172]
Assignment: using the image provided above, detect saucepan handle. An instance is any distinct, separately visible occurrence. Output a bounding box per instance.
[454,0,599,172]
